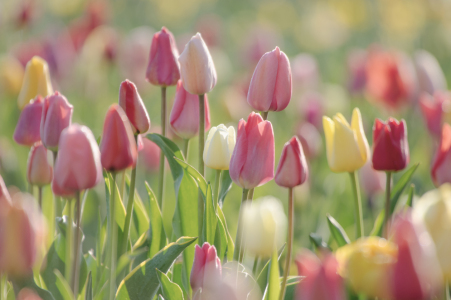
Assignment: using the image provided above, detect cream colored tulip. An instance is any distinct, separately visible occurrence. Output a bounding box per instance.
[323,108,369,172]
[203,125,236,170]
[17,56,53,110]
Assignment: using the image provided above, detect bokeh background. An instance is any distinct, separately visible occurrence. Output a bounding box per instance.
[1,0,451,268]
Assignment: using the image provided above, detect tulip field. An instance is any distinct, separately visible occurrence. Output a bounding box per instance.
[2,1,451,300]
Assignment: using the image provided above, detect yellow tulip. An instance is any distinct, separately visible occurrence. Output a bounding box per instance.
[17,56,53,110]
[323,108,369,172]
[336,237,397,298]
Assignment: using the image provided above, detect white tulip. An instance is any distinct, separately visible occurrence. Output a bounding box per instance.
[203,124,236,170]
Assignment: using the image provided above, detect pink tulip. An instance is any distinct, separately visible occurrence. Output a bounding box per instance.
[291,53,320,91]
[229,112,275,189]
[146,27,180,87]
[51,176,75,199]
[414,50,447,95]
[0,175,11,203]
[40,92,74,151]
[275,136,308,188]
[419,91,451,137]
[27,142,52,187]
[119,79,150,134]
[347,49,367,94]
[139,136,161,173]
[247,47,292,112]
[54,124,102,191]
[190,243,222,294]
[13,96,43,146]
[431,123,451,186]
[359,160,385,197]
[296,122,322,158]
[295,250,346,300]
[169,80,211,139]
[100,104,137,172]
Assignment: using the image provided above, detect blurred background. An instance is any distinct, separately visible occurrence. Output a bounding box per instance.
[1,0,451,268]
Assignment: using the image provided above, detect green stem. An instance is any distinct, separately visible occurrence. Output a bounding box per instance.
[238,188,255,262]
[384,171,392,239]
[213,170,222,209]
[198,94,205,245]
[233,188,249,262]
[183,139,190,160]
[252,256,259,276]
[1,274,7,300]
[65,200,73,286]
[446,281,450,300]
[349,172,364,239]
[72,191,81,296]
[38,186,43,209]
[108,173,118,300]
[53,151,62,219]
[261,111,268,120]
[279,188,294,300]
[157,87,167,210]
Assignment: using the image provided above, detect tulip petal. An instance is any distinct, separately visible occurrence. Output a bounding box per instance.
[351,108,369,163]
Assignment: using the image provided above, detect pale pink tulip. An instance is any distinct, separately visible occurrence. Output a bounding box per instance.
[275,136,308,188]
[119,79,150,134]
[414,50,447,95]
[419,91,451,137]
[14,96,43,146]
[139,136,161,173]
[27,142,52,187]
[190,243,222,294]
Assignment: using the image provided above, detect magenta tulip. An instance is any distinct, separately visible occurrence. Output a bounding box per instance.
[13,96,43,146]
[190,243,222,294]
[27,142,53,187]
[275,136,308,188]
[119,79,150,134]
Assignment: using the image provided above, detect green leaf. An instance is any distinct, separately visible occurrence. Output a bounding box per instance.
[105,173,127,231]
[214,214,228,261]
[309,233,331,251]
[283,276,303,300]
[390,164,419,212]
[12,274,55,300]
[257,244,285,293]
[173,157,207,195]
[116,236,197,300]
[218,170,233,207]
[327,214,350,247]
[370,211,385,237]
[265,249,280,300]
[53,270,74,300]
[217,207,234,262]
[125,176,150,241]
[85,272,93,300]
[146,182,167,258]
[84,253,97,294]
[406,184,415,207]
[202,183,216,245]
[156,269,184,300]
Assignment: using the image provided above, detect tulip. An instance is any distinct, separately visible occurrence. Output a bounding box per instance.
[229,112,275,189]
[359,160,385,197]
[138,136,161,173]
[100,104,137,172]
[291,53,319,92]
[203,125,236,170]
[169,80,211,140]
[347,49,367,94]
[54,124,102,191]
[419,91,451,137]
[51,177,75,199]
[335,237,397,298]
[247,47,292,112]
[0,175,11,203]
[295,250,346,300]
[296,122,322,158]
[190,243,222,294]
[414,50,447,95]
[323,108,369,173]
[372,118,409,171]
[40,92,74,151]
[13,96,43,146]
[431,123,451,186]
[118,79,150,134]
[146,27,180,87]
[241,196,287,257]
[27,142,53,187]
[17,56,53,110]
[275,136,308,188]
[178,33,217,95]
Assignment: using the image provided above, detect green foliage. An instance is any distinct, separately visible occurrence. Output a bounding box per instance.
[156,269,184,300]
[327,214,350,247]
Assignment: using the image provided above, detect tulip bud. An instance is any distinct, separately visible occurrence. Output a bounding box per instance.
[247,47,292,112]
[323,108,369,173]
[414,50,447,95]
[190,243,222,294]
[51,176,75,199]
[169,80,211,139]
[40,92,74,151]
[229,112,275,189]
[119,79,150,134]
[27,142,53,187]
[139,136,161,173]
[275,136,308,188]
[431,123,451,186]
[178,33,217,95]
[296,122,322,158]
[295,250,346,300]
[17,56,53,110]
[0,175,11,203]
[347,49,367,94]
[54,124,102,191]
[372,118,409,172]
[13,96,43,146]
[241,196,287,257]
[146,27,180,87]
[419,91,451,137]
[203,125,236,170]
[359,160,385,197]
[100,104,137,172]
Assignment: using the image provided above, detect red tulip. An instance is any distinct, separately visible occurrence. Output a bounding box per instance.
[372,118,409,171]
[295,250,346,300]
[247,47,292,112]
[119,79,150,134]
[419,91,451,137]
[431,123,451,186]
[27,142,52,187]
[190,243,222,294]
[0,175,11,204]
[13,96,43,146]
[275,136,308,188]
[169,80,211,139]
[54,124,102,191]
[146,27,180,87]
[229,112,275,189]
[40,92,73,151]
[100,104,137,172]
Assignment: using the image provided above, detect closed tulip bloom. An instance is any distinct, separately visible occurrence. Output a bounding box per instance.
[414,50,447,95]
[14,96,43,146]
[27,142,52,187]
[178,33,217,95]
[139,136,161,173]
[190,243,222,294]
[146,27,180,87]
[51,177,75,199]
[431,124,451,186]
[420,91,451,137]
[17,56,53,110]
[323,108,369,173]
[54,124,102,191]
[359,160,385,197]
[203,125,236,170]
[0,175,11,203]
[100,104,137,172]
[247,47,292,112]
[372,118,409,171]
[295,250,346,300]
[275,136,308,188]
[229,112,275,189]
[119,79,150,134]
[169,80,211,139]
[40,92,74,151]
